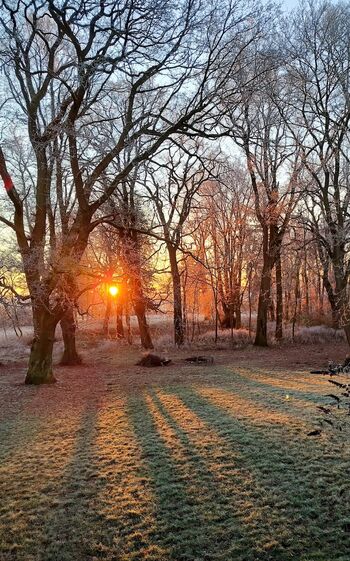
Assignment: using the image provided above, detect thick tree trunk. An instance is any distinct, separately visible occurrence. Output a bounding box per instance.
[292,261,301,342]
[102,294,112,337]
[254,220,281,347]
[343,324,350,347]
[60,306,82,365]
[120,226,153,349]
[220,302,236,329]
[168,244,184,346]
[182,270,188,343]
[322,258,349,338]
[134,299,153,349]
[285,289,290,321]
[125,308,132,345]
[235,293,242,329]
[275,253,283,341]
[131,276,153,349]
[334,273,350,347]
[25,310,58,384]
[116,301,124,338]
[322,266,340,328]
[254,262,272,347]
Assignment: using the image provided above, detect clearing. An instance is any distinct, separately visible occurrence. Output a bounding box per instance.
[1,336,350,561]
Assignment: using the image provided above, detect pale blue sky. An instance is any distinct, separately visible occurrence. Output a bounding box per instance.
[281,0,299,10]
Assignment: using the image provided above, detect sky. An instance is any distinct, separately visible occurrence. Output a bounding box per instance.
[282,0,299,10]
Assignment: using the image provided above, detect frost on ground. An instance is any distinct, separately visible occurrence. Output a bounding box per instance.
[1,326,350,561]
[0,326,64,366]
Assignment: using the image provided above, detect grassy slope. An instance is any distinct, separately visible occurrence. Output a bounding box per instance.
[1,353,350,561]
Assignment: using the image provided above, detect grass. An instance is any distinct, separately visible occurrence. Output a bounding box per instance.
[1,346,350,561]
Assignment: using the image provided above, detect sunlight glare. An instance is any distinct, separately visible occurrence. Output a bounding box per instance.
[109,285,119,297]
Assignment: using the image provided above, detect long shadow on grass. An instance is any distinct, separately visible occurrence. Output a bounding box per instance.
[150,389,263,559]
[0,416,41,463]
[226,368,328,405]
[128,392,258,561]
[0,384,52,463]
[37,398,109,561]
[202,368,332,429]
[171,386,350,561]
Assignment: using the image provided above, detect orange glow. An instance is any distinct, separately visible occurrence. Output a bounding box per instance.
[109,285,119,297]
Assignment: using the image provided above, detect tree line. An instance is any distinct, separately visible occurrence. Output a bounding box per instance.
[0,0,349,384]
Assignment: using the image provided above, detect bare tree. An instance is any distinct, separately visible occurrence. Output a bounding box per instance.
[193,166,255,331]
[115,168,159,349]
[224,68,300,345]
[0,0,269,383]
[142,141,212,346]
[281,0,350,345]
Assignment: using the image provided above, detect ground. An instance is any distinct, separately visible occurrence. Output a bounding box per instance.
[1,334,350,561]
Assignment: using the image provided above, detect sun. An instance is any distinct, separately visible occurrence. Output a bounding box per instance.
[109,285,119,297]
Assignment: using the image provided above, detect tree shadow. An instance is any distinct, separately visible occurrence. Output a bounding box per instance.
[35,397,109,561]
[128,391,258,561]
[173,385,350,560]
[228,368,327,404]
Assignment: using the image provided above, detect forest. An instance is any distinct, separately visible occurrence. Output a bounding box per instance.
[0,1,350,560]
[0,0,349,384]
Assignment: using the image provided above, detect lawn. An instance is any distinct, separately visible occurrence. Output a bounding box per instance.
[1,342,350,561]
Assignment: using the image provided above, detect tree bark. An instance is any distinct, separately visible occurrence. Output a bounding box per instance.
[25,309,58,384]
[322,257,348,332]
[220,301,236,329]
[275,252,283,341]
[343,324,350,347]
[334,273,350,346]
[116,301,124,338]
[167,243,184,346]
[125,307,132,345]
[120,225,153,349]
[102,294,112,337]
[292,262,301,342]
[134,298,153,349]
[235,290,242,329]
[60,306,82,365]
[254,261,273,347]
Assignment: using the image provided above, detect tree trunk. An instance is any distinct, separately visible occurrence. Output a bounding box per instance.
[268,298,275,322]
[168,243,184,346]
[334,273,350,347]
[303,253,309,316]
[292,261,301,342]
[214,286,219,343]
[254,261,272,347]
[220,302,236,329]
[182,269,188,343]
[125,307,132,345]
[322,265,339,328]
[102,294,112,337]
[25,310,58,384]
[342,324,350,347]
[60,306,82,365]
[134,299,153,349]
[248,266,253,336]
[116,301,124,338]
[285,289,290,321]
[120,227,153,349]
[275,253,283,341]
[235,291,242,329]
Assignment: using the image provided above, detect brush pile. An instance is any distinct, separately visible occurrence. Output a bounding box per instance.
[309,366,350,437]
[184,356,214,364]
[310,356,350,375]
[136,353,171,367]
